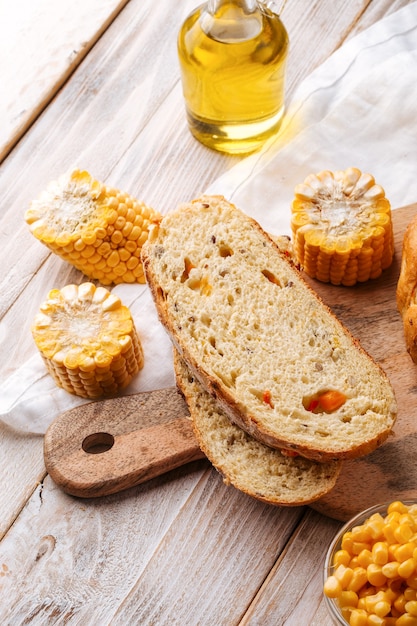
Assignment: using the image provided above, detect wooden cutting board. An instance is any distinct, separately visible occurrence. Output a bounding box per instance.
[44,203,417,520]
[310,202,417,521]
[43,387,206,498]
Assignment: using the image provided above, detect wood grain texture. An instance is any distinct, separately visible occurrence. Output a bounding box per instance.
[0,474,304,624]
[44,388,205,497]
[1,0,415,623]
[241,508,342,626]
[345,0,414,40]
[310,203,417,521]
[0,0,131,162]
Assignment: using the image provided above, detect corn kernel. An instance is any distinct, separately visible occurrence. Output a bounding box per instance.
[384,522,400,544]
[333,549,352,567]
[348,567,368,592]
[334,564,354,588]
[366,614,386,626]
[394,594,408,613]
[382,561,400,579]
[351,526,373,543]
[340,606,353,623]
[396,614,417,626]
[401,514,417,527]
[364,591,389,614]
[408,576,417,590]
[349,609,368,626]
[387,511,402,524]
[25,169,161,286]
[395,543,417,563]
[323,575,342,598]
[367,563,387,587]
[396,524,414,544]
[338,590,359,608]
[357,549,373,568]
[405,601,417,616]
[405,589,417,602]
[388,543,401,561]
[374,600,391,617]
[389,502,410,515]
[372,542,389,565]
[399,559,417,579]
[366,515,385,541]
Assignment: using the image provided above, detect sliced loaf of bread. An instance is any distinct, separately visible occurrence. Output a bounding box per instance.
[142,195,397,462]
[173,351,341,505]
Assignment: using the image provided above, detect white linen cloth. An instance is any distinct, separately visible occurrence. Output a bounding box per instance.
[2,1,417,434]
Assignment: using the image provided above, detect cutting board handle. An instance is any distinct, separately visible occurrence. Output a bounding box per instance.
[43,387,205,498]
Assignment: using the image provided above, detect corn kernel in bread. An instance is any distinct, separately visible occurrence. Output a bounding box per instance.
[174,351,341,505]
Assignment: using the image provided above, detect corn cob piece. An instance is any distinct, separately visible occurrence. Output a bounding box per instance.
[31,282,144,399]
[291,167,394,286]
[25,170,161,285]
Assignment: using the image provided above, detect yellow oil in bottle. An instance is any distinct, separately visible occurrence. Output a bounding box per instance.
[177,0,289,154]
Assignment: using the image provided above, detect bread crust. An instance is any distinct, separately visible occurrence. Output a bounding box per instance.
[142,195,397,463]
[397,213,417,362]
[173,351,341,506]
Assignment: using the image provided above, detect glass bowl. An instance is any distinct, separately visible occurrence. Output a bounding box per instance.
[323,500,417,626]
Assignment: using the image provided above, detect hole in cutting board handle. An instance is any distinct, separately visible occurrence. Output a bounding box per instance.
[82,432,115,454]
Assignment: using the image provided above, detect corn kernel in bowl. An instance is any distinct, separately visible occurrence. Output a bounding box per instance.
[323,501,417,626]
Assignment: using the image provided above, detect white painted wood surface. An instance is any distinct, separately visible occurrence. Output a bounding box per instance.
[0,0,130,162]
[0,0,414,622]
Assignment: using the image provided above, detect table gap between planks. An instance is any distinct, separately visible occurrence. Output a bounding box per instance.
[0,0,413,623]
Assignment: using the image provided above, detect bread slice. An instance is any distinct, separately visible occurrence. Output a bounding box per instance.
[397,212,417,362]
[142,195,397,462]
[173,350,341,505]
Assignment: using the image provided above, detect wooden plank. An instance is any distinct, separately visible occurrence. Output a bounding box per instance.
[0,0,131,162]
[0,436,45,540]
[282,0,366,92]
[0,473,304,623]
[240,508,341,625]
[346,0,414,40]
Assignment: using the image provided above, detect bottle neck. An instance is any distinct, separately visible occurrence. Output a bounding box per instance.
[202,0,263,42]
[207,0,258,12]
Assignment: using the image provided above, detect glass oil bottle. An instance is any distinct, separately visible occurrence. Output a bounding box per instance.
[177,0,289,154]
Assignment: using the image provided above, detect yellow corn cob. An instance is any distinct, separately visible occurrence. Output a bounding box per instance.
[25,169,161,285]
[31,282,144,399]
[291,167,394,286]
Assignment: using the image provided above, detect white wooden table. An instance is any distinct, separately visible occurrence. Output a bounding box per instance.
[0,0,413,623]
